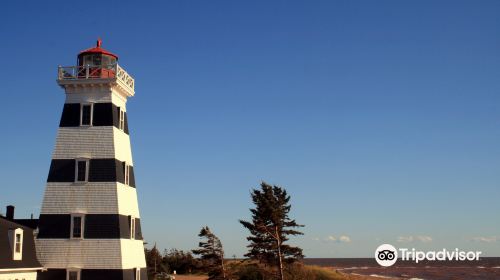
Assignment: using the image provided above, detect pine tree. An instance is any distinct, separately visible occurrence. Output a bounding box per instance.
[192,226,227,280]
[145,244,163,277]
[239,182,304,280]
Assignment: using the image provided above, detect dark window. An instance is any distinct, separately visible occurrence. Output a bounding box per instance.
[129,166,136,187]
[94,55,102,66]
[123,163,130,185]
[68,270,79,280]
[130,217,136,239]
[119,109,125,130]
[81,105,92,126]
[15,233,21,253]
[72,216,82,238]
[76,160,88,182]
[82,54,94,66]
[102,55,110,66]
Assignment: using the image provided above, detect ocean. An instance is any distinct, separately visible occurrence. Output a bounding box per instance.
[303,257,500,280]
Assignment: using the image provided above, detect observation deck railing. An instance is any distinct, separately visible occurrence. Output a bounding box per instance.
[57,64,134,93]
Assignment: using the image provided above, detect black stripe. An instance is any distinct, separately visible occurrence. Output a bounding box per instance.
[129,165,136,187]
[85,214,121,238]
[124,112,129,134]
[37,214,71,238]
[82,269,123,280]
[47,159,75,182]
[116,160,125,184]
[123,215,132,239]
[88,159,118,182]
[37,214,143,240]
[38,268,148,280]
[37,269,66,280]
[113,105,121,128]
[93,103,114,126]
[135,218,143,240]
[59,103,80,127]
[47,159,136,187]
[59,102,129,134]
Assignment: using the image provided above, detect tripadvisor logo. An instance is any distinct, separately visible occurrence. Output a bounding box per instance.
[375,244,482,267]
[375,244,398,267]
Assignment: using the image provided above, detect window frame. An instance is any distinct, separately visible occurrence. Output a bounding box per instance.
[80,103,93,126]
[119,108,125,131]
[124,163,130,185]
[70,214,85,239]
[10,228,23,260]
[74,158,89,183]
[67,269,81,280]
[134,267,140,280]
[130,216,136,239]
[15,233,22,253]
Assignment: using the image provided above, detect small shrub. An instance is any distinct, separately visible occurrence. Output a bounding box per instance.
[236,264,264,280]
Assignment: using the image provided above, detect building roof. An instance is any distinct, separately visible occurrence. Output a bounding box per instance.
[0,216,43,270]
[78,38,119,59]
[12,219,39,230]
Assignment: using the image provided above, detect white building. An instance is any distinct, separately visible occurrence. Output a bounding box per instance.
[36,40,147,280]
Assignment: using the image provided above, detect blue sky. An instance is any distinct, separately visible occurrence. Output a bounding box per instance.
[1,0,499,257]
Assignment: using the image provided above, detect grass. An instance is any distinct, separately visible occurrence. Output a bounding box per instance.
[164,262,379,280]
[223,261,350,280]
[285,264,348,280]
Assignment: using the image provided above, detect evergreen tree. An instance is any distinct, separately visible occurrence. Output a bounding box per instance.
[240,182,304,280]
[162,249,199,274]
[192,226,227,280]
[145,244,172,278]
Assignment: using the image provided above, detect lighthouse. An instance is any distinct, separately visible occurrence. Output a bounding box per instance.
[36,40,147,280]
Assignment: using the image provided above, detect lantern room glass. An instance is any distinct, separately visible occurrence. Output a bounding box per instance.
[78,54,116,68]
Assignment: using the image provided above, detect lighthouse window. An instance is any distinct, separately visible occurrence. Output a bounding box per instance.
[102,55,115,68]
[80,104,93,126]
[75,159,89,183]
[67,270,80,280]
[82,54,95,66]
[94,55,102,66]
[124,163,130,185]
[119,108,125,130]
[71,215,84,239]
[130,217,136,239]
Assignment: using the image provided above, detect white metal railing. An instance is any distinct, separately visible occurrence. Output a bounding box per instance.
[58,64,135,92]
[116,64,135,90]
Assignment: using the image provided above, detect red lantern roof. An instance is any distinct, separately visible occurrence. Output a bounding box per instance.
[78,38,118,59]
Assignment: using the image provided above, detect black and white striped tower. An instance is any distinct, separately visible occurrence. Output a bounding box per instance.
[36,39,147,280]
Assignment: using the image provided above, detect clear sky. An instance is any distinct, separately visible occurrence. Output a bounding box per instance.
[1,0,499,257]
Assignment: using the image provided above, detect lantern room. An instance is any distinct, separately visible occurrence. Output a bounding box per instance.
[57,39,135,96]
[78,38,118,67]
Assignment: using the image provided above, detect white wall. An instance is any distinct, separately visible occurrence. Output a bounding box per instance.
[52,127,116,159]
[36,239,145,269]
[0,271,37,280]
[40,182,140,217]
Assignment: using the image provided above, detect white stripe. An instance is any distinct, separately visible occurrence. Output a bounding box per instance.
[41,182,140,217]
[36,239,145,269]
